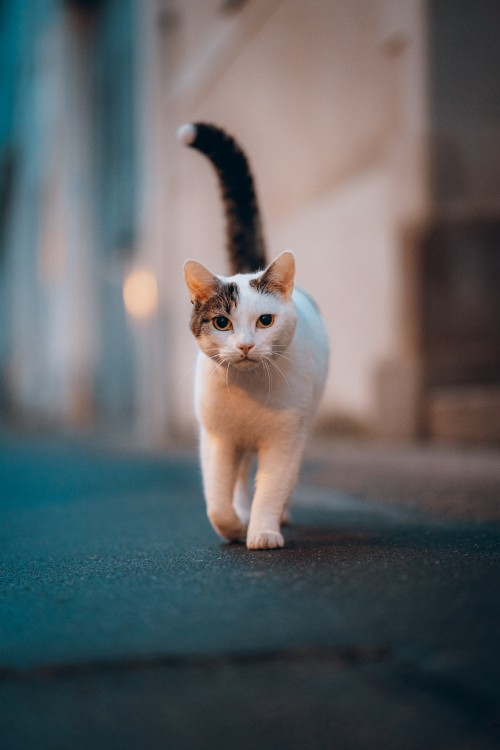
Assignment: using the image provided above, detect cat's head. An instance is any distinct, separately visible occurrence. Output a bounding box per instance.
[184,251,297,371]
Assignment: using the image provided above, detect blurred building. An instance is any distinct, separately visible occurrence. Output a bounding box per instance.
[1,0,499,443]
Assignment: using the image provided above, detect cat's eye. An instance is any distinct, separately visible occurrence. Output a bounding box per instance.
[257,314,275,328]
[213,315,232,331]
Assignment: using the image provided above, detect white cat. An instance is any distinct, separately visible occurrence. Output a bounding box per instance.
[179,123,329,549]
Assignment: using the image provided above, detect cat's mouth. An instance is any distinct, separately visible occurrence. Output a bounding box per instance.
[232,357,259,369]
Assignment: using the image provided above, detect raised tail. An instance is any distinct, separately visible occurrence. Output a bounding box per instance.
[177,122,267,274]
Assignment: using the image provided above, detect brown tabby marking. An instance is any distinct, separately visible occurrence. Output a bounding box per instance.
[190,281,239,338]
[249,270,282,297]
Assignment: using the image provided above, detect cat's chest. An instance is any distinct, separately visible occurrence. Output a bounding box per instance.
[195,362,292,445]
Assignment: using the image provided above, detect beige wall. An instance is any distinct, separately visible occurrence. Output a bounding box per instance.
[136,0,429,438]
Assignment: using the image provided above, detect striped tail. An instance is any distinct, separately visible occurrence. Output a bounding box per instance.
[177,122,267,274]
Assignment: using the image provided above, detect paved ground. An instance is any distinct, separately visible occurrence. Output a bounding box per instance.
[1,429,499,749]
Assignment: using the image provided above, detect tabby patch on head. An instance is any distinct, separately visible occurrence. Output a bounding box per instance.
[190,280,239,338]
[249,251,295,299]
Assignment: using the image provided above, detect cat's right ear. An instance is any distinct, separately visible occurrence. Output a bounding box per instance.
[184,260,219,303]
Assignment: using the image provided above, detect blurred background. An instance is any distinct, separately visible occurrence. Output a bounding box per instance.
[1,0,499,446]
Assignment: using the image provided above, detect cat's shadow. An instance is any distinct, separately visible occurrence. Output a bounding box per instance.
[222,524,384,554]
[284,525,382,550]
[221,516,482,555]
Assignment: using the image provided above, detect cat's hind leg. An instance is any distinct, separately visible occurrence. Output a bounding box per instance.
[200,430,247,542]
[281,502,291,526]
[233,452,254,526]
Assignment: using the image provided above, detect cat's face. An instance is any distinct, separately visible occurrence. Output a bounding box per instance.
[184,252,297,371]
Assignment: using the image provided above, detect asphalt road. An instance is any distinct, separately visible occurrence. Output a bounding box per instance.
[1,431,499,749]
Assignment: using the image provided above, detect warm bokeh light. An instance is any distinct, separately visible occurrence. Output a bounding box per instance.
[123,269,159,320]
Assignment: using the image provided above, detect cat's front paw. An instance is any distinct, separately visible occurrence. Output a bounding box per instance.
[208,509,247,543]
[246,529,284,550]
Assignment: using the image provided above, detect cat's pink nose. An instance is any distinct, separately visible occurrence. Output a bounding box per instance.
[238,343,254,356]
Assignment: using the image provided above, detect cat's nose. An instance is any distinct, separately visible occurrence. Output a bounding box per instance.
[238,343,254,356]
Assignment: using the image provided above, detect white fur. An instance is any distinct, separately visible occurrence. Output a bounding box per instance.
[186,253,329,550]
[177,123,197,146]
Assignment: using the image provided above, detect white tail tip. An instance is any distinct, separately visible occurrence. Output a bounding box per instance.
[177,123,197,146]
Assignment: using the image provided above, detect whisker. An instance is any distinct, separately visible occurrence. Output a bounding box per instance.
[272,347,292,359]
[175,362,198,390]
[272,352,292,363]
[260,359,272,405]
[265,356,288,383]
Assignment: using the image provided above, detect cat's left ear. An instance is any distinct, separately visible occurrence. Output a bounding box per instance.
[184,260,219,303]
[259,251,295,299]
